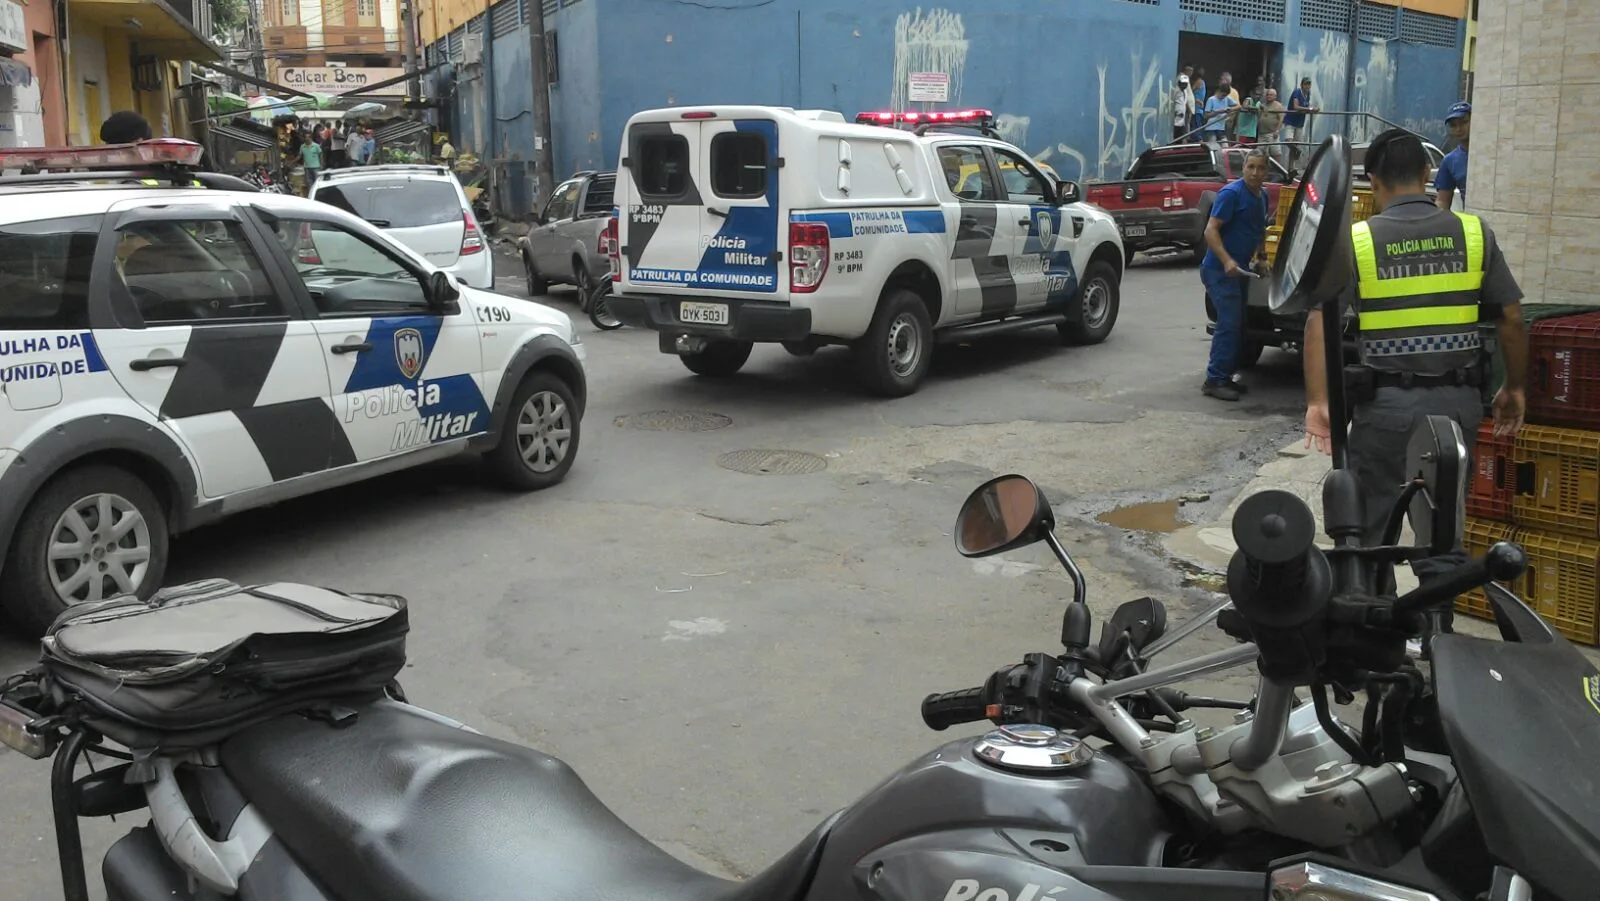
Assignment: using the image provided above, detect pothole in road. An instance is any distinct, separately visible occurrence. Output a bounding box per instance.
[614,410,733,431]
[1097,499,1183,533]
[717,449,828,476]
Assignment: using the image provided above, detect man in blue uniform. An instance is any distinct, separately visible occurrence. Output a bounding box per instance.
[1200,149,1271,401]
[1435,101,1471,211]
[1302,129,1527,648]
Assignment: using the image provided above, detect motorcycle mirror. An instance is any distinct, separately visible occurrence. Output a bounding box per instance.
[954,474,1054,558]
[1269,135,1353,318]
[1406,414,1469,557]
[1097,597,1168,663]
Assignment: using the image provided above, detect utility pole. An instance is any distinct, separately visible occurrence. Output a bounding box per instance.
[248,0,267,81]
[402,0,421,107]
[528,0,555,200]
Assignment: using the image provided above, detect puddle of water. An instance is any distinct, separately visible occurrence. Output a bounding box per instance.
[1097,499,1183,533]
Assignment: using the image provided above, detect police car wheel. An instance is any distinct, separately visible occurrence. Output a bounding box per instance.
[0,465,168,637]
[680,340,754,377]
[524,251,549,296]
[855,289,933,398]
[486,372,580,491]
[1059,261,1120,346]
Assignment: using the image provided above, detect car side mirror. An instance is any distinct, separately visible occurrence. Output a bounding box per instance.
[426,270,460,307]
[1058,180,1081,205]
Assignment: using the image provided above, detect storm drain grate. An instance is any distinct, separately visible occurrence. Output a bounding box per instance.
[717,449,828,476]
[614,410,733,432]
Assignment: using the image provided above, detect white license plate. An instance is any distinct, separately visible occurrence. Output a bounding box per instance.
[679,301,729,325]
[1123,225,1148,237]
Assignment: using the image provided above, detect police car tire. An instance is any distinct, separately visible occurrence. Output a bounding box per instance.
[524,250,549,296]
[680,340,754,377]
[0,465,168,638]
[855,289,933,397]
[485,372,580,491]
[1059,261,1120,346]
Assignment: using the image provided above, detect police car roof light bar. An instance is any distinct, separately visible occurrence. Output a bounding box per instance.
[0,139,206,173]
[854,109,996,128]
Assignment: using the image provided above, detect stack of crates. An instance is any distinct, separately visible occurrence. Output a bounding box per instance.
[1462,310,1600,646]
[1263,186,1375,268]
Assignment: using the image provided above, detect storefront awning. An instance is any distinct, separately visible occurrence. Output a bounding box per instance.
[70,0,222,63]
[0,57,31,87]
[211,123,275,149]
[374,119,429,145]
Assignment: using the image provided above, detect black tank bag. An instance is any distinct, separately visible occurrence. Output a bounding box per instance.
[35,578,408,753]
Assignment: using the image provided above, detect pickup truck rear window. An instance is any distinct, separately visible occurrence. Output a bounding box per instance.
[1126,152,1218,180]
[581,176,615,214]
[0,214,103,330]
[637,135,690,199]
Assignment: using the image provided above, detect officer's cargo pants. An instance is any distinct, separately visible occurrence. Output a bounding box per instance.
[1349,385,1484,621]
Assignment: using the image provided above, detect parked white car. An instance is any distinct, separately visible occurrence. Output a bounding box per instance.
[311,164,495,288]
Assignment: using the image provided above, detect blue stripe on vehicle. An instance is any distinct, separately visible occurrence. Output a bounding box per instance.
[903,210,947,234]
[792,212,854,238]
[80,332,107,372]
[343,316,444,393]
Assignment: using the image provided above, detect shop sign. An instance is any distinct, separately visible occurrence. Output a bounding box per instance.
[0,0,27,54]
[279,66,408,93]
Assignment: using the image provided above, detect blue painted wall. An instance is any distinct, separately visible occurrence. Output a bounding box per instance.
[429,0,1467,206]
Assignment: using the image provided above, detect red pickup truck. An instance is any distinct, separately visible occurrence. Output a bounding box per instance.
[1086,142,1296,262]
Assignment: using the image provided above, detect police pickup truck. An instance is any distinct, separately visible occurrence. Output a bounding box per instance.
[601,107,1125,397]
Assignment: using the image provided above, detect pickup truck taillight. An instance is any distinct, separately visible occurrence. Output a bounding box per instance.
[789,222,829,294]
[600,215,621,281]
[460,212,484,255]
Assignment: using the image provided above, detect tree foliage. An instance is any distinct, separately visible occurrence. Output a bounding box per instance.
[210,0,248,42]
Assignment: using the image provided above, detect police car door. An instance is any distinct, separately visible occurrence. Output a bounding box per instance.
[990,146,1079,312]
[262,209,490,464]
[95,201,340,499]
[691,117,781,304]
[621,121,708,295]
[940,143,1030,319]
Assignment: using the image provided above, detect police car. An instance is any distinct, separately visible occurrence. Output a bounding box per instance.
[602,107,1124,397]
[0,139,587,635]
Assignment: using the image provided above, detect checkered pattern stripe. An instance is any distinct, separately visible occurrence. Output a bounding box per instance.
[1362,331,1481,357]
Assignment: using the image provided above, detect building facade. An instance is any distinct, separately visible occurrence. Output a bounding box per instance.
[0,0,68,146]
[262,0,405,94]
[60,0,221,144]
[419,0,1470,206]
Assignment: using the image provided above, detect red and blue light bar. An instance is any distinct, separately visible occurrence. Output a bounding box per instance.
[0,139,206,172]
[854,109,996,129]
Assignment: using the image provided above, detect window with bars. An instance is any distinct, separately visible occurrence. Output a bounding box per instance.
[1177,0,1285,25]
[1357,0,1396,38]
[491,0,520,37]
[1400,8,1459,47]
[1299,0,1350,32]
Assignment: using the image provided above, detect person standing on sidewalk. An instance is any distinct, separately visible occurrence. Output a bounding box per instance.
[1172,73,1196,142]
[1301,128,1527,648]
[1200,149,1271,401]
[1435,101,1471,211]
[1285,78,1317,169]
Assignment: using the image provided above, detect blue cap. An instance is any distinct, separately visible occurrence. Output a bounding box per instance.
[1445,101,1472,122]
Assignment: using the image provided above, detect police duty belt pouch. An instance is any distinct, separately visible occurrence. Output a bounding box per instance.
[36,578,408,752]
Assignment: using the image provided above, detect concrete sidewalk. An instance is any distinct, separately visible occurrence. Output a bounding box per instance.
[1166,439,1600,661]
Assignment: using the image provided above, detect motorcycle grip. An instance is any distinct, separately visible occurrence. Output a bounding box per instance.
[921,687,989,731]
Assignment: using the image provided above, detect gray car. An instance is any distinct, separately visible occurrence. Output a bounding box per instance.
[519,171,615,297]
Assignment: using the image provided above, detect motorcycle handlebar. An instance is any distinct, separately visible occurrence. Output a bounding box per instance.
[1393,541,1527,618]
[921,687,990,731]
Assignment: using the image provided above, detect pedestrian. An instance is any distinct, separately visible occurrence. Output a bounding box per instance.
[330,124,346,168]
[1172,73,1196,143]
[299,132,324,193]
[1259,88,1286,160]
[1192,68,1209,132]
[346,127,366,168]
[1235,87,1263,145]
[1435,101,1471,211]
[100,110,153,144]
[1301,128,1527,653]
[1199,149,1271,401]
[1285,78,1317,170]
[1201,82,1236,144]
[1218,72,1240,139]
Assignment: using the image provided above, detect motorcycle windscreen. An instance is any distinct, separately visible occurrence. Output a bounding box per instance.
[1431,628,1600,900]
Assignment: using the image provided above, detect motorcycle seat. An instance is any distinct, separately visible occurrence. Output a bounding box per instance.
[219,701,836,901]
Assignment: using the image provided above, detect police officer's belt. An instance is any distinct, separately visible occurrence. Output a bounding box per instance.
[1346,365,1482,400]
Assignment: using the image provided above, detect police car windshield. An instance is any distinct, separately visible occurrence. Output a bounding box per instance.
[316,179,462,228]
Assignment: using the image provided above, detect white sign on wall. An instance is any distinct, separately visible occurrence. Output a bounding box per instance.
[0,0,27,54]
[279,66,408,94]
[907,72,950,103]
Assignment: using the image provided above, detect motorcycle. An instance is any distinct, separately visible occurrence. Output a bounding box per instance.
[3,137,1596,901]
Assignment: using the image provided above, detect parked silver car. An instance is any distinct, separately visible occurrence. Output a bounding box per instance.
[519,171,615,297]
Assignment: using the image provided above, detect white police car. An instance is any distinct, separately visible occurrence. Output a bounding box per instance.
[602,106,1124,396]
[0,140,586,635]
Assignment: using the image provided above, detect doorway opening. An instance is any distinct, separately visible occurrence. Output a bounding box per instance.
[1176,33,1282,99]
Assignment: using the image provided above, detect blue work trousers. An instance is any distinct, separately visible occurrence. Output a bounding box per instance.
[1202,266,1245,383]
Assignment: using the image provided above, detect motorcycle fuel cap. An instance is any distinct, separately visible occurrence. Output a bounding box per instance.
[973,724,1093,773]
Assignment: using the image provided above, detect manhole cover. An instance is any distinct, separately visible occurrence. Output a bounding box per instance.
[717,449,828,476]
[614,410,733,432]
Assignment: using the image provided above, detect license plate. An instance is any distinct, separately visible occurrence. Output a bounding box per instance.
[1123,225,1148,237]
[679,301,729,325]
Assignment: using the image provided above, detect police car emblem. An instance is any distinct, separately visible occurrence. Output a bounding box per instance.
[1035,211,1054,248]
[395,328,426,380]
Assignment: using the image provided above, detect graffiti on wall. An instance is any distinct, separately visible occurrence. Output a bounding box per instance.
[1005,52,1169,185]
[891,7,969,111]
[1279,32,1415,144]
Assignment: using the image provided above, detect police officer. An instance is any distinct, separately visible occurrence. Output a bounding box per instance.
[1301,128,1527,646]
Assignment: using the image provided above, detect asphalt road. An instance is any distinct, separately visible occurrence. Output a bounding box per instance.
[0,247,1306,898]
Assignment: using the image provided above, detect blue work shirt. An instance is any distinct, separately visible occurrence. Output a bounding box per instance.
[1434,146,1468,206]
[1201,178,1269,274]
[1203,95,1235,134]
[1285,89,1311,128]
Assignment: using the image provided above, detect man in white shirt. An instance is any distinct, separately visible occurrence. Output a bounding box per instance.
[1172,74,1196,142]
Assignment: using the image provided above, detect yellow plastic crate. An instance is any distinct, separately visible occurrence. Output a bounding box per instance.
[1520,528,1600,646]
[1511,424,1600,538]
[1263,187,1376,268]
[1457,518,1523,622]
